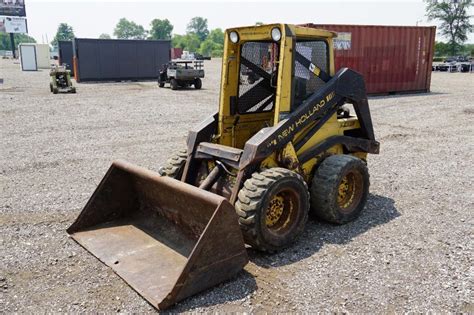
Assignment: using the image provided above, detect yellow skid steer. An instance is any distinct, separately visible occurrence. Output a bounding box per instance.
[68,24,379,309]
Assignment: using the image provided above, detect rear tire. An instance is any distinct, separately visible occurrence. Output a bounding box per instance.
[158,82,165,88]
[194,78,202,89]
[310,155,369,224]
[236,168,309,252]
[70,87,76,93]
[170,79,178,90]
[53,87,59,94]
[158,148,187,179]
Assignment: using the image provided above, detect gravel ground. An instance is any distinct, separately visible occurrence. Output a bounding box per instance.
[1,58,473,313]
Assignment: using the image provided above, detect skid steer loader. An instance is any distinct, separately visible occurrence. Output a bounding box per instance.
[68,24,379,309]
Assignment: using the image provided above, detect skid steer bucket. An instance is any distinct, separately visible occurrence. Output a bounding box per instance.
[67,160,248,309]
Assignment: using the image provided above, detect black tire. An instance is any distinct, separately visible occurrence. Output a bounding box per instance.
[236,168,310,252]
[158,82,165,88]
[194,78,202,89]
[310,155,369,224]
[170,78,178,90]
[49,83,53,92]
[70,87,76,93]
[53,87,59,94]
[158,148,187,179]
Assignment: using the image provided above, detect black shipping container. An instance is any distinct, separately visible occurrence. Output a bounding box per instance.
[73,38,171,82]
[58,41,74,76]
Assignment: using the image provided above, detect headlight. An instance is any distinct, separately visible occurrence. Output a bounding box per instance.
[229,31,239,44]
[271,27,281,41]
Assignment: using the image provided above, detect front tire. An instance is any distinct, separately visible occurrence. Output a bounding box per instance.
[158,148,187,179]
[170,78,178,90]
[310,155,369,224]
[236,168,310,252]
[194,78,202,89]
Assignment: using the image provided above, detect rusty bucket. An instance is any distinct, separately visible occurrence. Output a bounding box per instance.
[67,160,248,309]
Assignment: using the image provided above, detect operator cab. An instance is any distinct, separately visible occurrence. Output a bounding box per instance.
[218,24,336,149]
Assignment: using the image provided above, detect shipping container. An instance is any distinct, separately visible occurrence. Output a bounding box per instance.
[302,24,436,95]
[73,38,171,82]
[58,41,74,75]
[171,47,183,60]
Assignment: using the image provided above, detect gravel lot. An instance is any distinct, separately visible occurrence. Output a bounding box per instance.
[1,58,473,313]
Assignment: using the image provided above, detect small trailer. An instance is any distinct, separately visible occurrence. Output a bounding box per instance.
[158,60,204,90]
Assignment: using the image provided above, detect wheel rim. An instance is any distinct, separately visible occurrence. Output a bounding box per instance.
[337,171,364,213]
[265,188,299,234]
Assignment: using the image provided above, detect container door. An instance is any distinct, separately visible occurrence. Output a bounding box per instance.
[20,45,37,71]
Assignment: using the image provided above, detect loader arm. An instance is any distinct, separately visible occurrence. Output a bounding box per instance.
[239,67,379,169]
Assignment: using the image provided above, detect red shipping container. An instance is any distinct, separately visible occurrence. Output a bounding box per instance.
[302,24,436,95]
[171,47,183,60]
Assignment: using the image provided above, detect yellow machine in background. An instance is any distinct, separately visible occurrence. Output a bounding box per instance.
[68,24,379,309]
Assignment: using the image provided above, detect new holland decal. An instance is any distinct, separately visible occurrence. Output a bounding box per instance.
[268,91,336,148]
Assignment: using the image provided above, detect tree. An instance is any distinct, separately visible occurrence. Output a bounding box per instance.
[171,33,201,52]
[198,28,224,57]
[186,17,209,41]
[208,28,224,46]
[434,41,451,56]
[183,33,201,52]
[199,39,217,56]
[463,43,474,56]
[149,18,173,40]
[0,33,36,50]
[52,23,75,46]
[172,34,186,49]
[98,33,111,39]
[113,18,147,40]
[425,0,473,55]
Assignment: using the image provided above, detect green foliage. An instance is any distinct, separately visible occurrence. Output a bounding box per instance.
[113,18,147,40]
[172,19,223,57]
[197,28,224,57]
[207,28,224,46]
[172,33,201,52]
[210,48,223,58]
[434,41,451,56]
[172,34,185,49]
[184,33,201,52]
[149,18,173,40]
[187,17,209,41]
[98,33,111,39]
[461,43,474,56]
[52,23,75,47]
[425,0,473,55]
[433,42,474,60]
[0,33,36,50]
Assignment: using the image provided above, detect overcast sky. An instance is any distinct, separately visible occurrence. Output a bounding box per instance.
[24,0,474,44]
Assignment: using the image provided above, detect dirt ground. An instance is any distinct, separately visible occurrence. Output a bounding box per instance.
[1,58,473,313]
